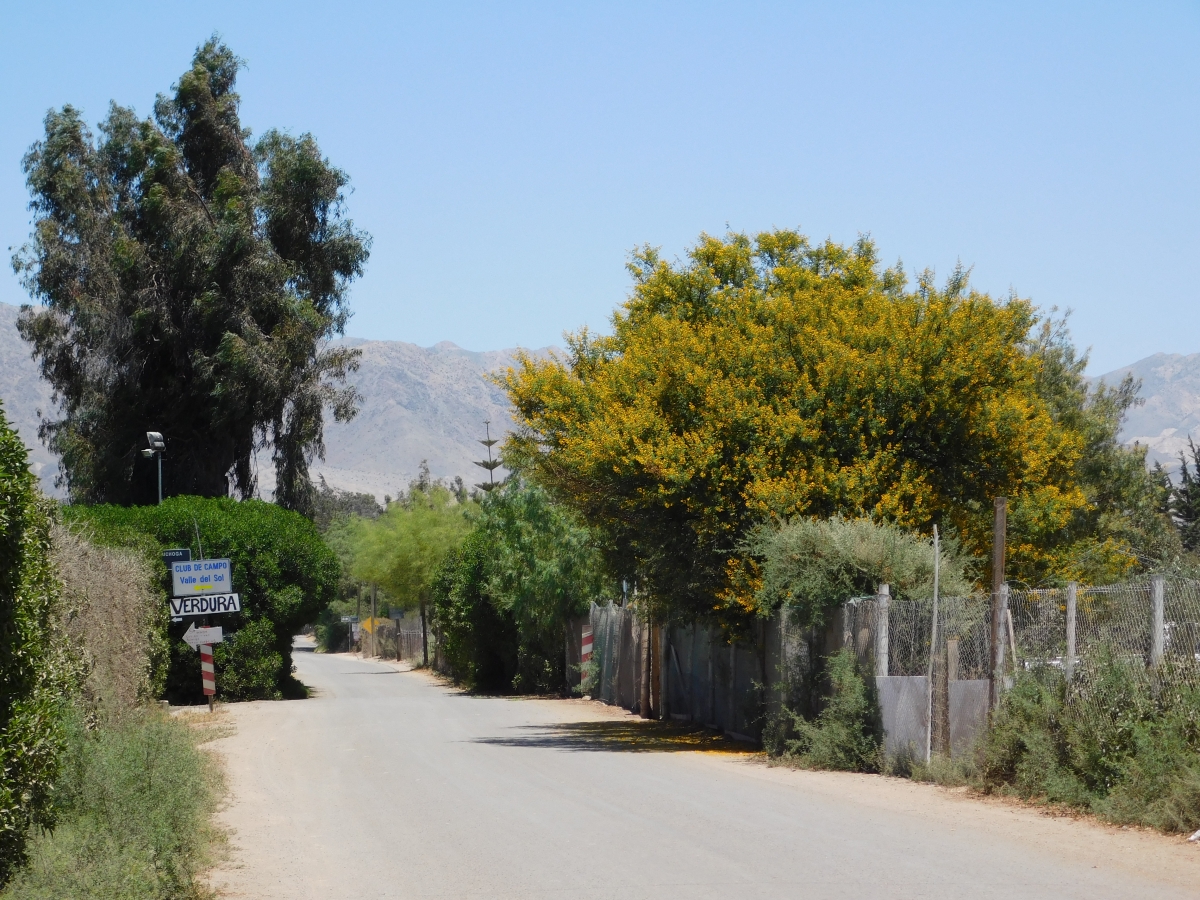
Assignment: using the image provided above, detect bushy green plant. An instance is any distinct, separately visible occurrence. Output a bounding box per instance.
[0,404,73,885]
[64,496,339,703]
[428,480,610,694]
[430,532,520,691]
[575,657,600,696]
[313,609,350,653]
[3,708,218,899]
[981,650,1200,833]
[766,649,883,771]
[748,516,976,627]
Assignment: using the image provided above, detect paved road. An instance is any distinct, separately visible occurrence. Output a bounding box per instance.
[207,643,1200,900]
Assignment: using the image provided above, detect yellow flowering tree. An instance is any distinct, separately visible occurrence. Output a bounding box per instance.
[502,230,1142,624]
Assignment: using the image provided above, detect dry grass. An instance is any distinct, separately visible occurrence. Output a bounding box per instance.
[51,522,164,717]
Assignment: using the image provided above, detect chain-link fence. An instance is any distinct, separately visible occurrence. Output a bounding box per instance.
[587,578,1200,758]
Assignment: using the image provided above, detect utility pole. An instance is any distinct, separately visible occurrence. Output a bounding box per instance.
[989,497,1007,711]
[142,431,166,504]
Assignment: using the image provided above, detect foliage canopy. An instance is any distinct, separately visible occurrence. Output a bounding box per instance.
[503,230,1160,623]
[335,484,476,611]
[747,516,975,627]
[12,38,369,512]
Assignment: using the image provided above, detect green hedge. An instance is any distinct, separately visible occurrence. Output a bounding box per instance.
[0,404,71,885]
[64,497,339,703]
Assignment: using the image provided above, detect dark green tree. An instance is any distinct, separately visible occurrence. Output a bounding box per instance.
[12,38,370,513]
[1172,438,1200,552]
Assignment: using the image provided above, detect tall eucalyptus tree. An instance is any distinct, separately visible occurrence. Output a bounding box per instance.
[13,38,370,512]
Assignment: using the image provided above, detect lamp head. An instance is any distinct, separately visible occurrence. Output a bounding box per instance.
[146,431,165,452]
[141,449,154,458]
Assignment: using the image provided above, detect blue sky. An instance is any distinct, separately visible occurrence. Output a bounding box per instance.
[2,2,1196,374]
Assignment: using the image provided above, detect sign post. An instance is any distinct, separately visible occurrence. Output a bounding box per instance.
[169,558,235,708]
[200,644,216,710]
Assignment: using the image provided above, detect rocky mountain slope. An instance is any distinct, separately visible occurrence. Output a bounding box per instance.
[0,298,1195,500]
[0,301,553,500]
[1091,352,1200,471]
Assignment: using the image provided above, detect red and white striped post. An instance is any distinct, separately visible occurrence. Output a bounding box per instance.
[581,626,593,663]
[200,643,216,710]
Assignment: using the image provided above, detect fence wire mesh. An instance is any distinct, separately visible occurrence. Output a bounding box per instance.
[587,578,1200,754]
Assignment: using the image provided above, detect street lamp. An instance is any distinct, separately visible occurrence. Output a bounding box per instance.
[141,431,165,504]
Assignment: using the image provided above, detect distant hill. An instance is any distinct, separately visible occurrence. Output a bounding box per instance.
[0,303,59,495]
[298,336,555,500]
[1,298,1195,500]
[0,301,554,501]
[1092,353,1200,472]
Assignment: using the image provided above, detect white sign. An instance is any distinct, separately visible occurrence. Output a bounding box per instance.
[171,559,232,596]
[169,593,241,617]
[182,623,224,648]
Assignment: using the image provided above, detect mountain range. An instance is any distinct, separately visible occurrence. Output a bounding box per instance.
[0,299,1196,501]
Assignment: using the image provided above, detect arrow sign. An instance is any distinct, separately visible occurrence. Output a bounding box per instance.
[182,623,224,649]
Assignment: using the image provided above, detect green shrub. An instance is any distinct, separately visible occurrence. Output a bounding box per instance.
[981,650,1200,833]
[64,497,339,703]
[431,532,520,691]
[766,649,883,771]
[3,708,218,899]
[747,516,976,627]
[0,404,72,885]
[313,609,350,653]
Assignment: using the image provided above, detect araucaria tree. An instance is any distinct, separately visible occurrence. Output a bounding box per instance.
[12,38,370,512]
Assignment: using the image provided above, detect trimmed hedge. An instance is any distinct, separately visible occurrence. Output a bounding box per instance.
[64,497,339,703]
[0,404,71,885]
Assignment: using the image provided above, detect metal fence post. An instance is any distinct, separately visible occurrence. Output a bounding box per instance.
[989,497,1007,710]
[1151,576,1165,668]
[875,584,890,678]
[1065,582,1077,680]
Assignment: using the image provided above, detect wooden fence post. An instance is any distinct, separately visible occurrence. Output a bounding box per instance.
[728,643,737,734]
[708,631,716,727]
[659,626,669,719]
[875,584,890,678]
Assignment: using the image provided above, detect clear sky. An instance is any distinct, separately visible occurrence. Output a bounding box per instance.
[2,2,1196,374]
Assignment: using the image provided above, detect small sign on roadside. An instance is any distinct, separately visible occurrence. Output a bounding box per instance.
[169,593,241,617]
[162,547,191,565]
[182,623,224,648]
[340,615,359,623]
[171,559,232,596]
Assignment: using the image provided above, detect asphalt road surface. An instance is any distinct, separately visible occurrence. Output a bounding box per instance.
[206,641,1200,900]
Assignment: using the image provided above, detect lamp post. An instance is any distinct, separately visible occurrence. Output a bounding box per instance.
[141,431,166,504]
